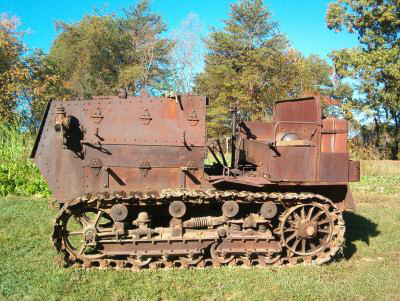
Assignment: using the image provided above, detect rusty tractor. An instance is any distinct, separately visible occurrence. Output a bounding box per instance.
[31,92,359,269]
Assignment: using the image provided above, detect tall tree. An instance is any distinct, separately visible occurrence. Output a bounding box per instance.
[118,0,172,93]
[326,0,400,159]
[294,53,334,95]
[49,14,123,99]
[196,0,303,136]
[48,0,172,99]
[0,14,29,123]
[291,51,355,119]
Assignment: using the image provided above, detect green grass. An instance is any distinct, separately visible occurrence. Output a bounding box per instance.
[350,160,400,195]
[351,175,400,194]
[0,192,399,301]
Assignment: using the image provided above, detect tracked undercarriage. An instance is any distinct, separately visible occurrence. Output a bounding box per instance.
[52,189,345,270]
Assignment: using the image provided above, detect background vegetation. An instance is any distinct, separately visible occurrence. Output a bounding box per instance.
[0,123,49,197]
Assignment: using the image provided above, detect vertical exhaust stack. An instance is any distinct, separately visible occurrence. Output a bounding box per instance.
[230,105,237,169]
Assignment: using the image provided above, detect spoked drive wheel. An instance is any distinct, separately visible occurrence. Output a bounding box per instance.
[60,206,115,261]
[279,203,334,256]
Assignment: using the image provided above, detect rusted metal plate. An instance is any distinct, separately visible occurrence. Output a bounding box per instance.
[275,140,310,147]
[348,160,360,182]
[242,139,269,169]
[81,96,206,147]
[32,101,57,194]
[275,123,319,146]
[54,144,85,201]
[319,152,349,182]
[321,118,348,153]
[274,97,321,123]
[84,167,203,193]
[31,95,206,201]
[239,121,274,141]
[269,147,316,182]
[83,145,204,168]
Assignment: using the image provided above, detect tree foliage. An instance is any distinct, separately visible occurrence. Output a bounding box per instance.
[196,0,340,137]
[326,0,400,159]
[0,14,29,122]
[48,0,172,99]
[195,0,300,136]
[24,49,63,128]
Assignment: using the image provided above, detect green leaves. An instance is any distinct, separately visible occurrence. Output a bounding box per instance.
[196,0,340,137]
[0,15,29,123]
[327,0,400,159]
[196,0,299,136]
[48,0,172,99]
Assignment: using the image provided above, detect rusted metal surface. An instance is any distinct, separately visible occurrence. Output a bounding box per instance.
[239,96,359,185]
[349,160,361,182]
[32,93,358,270]
[274,96,321,123]
[321,118,348,153]
[32,95,207,202]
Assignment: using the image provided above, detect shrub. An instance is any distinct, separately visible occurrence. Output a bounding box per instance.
[0,123,50,197]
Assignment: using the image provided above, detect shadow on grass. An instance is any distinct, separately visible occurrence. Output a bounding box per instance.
[341,211,380,260]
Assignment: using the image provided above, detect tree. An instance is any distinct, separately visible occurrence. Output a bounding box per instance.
[49,14,123,99]
[294,53,334,95]
[168,13,204,94]
[195,0,328,137]
[48,0,172,99]
[118,0,172,93]
[24,49,63,129]
[0,14,29,123]
[326,0,400,159]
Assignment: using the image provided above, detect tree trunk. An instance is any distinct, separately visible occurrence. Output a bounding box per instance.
[390,113,399,160]
[373,117,380,148]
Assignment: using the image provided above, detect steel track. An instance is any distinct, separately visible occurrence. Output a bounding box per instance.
[52,189,345,270]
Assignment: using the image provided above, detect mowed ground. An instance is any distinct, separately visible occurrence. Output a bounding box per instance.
[0,161,399,301]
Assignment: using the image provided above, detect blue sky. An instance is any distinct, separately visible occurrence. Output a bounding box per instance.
[1,0,359,61]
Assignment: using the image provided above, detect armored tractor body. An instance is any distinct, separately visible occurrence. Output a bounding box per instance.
[31,93,359,269]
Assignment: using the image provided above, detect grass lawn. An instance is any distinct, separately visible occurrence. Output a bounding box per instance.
[1,162,400,300]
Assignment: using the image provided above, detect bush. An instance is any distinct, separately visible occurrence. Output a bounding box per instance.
[0,123,50,197]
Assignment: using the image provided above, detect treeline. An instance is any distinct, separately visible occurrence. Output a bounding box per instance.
[1,0,399,160]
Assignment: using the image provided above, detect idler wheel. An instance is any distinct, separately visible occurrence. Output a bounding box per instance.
[222,201,239,218]
[60,207,115,260]
[110,204,128,222]
[260,201,277,219]
[83,227,97,245]
[169,201,186,218]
